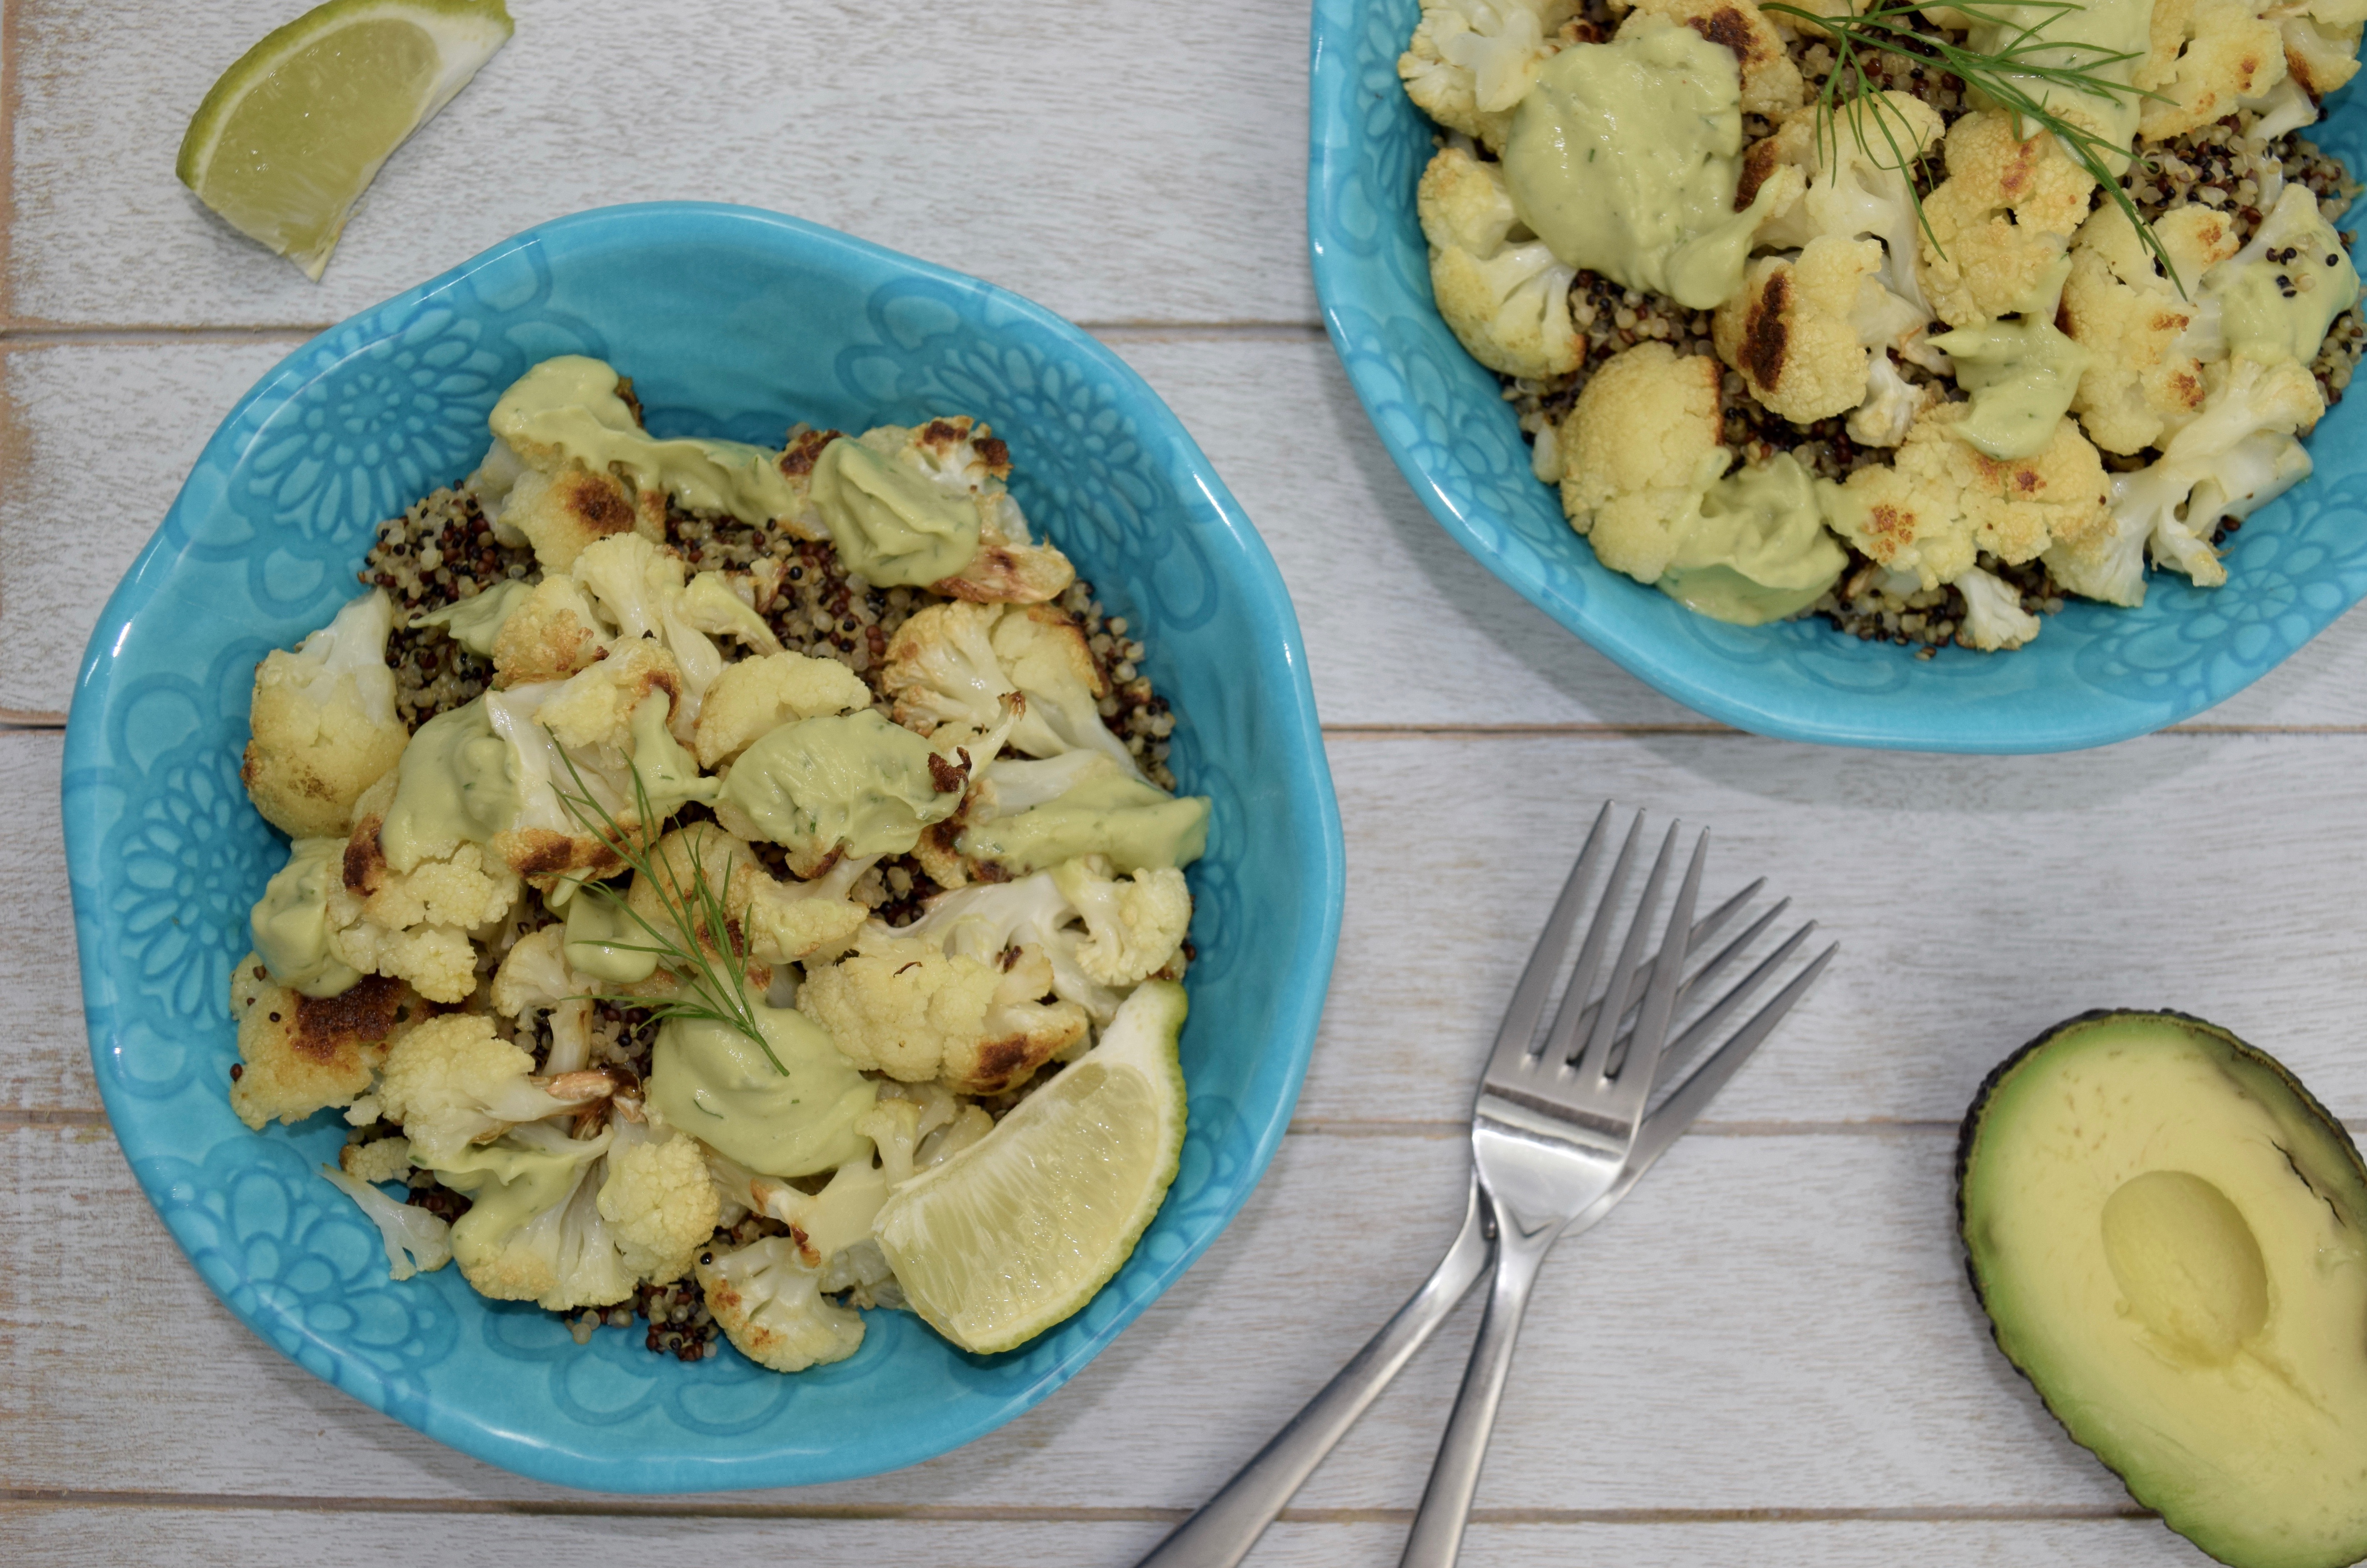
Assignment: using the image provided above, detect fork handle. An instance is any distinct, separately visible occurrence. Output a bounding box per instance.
[1397,1196,1562,1568]
[1131,1175,1495,1568]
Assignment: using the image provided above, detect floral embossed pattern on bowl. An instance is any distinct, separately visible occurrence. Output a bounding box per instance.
[62,203,1344,1492]
[1308,0,2367,752]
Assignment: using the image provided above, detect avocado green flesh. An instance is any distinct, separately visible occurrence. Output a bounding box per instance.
[1960,1012,2367,1568]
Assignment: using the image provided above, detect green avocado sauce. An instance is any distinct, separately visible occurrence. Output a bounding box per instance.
[562,890,659,985]
[1957,0,2154,157]
[1655,453,1848,625]
[647,1006,877,1178]
[719,710,962,859]
[1928,263,2091,460]
[412,578,533,657]
[959,772,1212,873]
[1500,18,1768,310]
[2216,205,2362,367]
[250,836,364,998]
[379,698,521,872]
[490,356,805,528]
[807,438,982,588]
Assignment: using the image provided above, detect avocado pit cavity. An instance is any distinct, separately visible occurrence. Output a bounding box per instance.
[2100,1169,2270,1365]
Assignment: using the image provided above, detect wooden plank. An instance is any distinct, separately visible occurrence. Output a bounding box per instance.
[13,335,2367,728]
[0,1122,2155,1515]
[6,0,1317,332]
[0,1506,2211,1568]
[22,723,2367,1126]
[0,733,89,1112]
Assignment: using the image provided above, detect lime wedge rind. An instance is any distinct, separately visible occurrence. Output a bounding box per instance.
[176,0,514,280]
[875,980,1190,1355]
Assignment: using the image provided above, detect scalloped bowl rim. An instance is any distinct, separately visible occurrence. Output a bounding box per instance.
[60,200,1345,1492]
[1307,0,2367,753]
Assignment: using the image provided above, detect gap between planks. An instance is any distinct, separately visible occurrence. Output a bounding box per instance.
[0,1490,2150,1525]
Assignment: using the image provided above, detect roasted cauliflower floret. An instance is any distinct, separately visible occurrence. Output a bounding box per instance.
[620,821,868,968]
[2063,204,2241,454]
[596,1113,721,1285]
[692,650,873,768]
[1714,236,1885,422]
[1399,0,1578,150]
[798,926,1090,1095]
[1953,565,2044,652]
[696,1235,866,1373]
[1555,343,1730,583]
[1824,405,2112,590]
[502,463,659,572]
[1749,91,1943,320]
[2047,357,2325,603]
[241,589,410,839]
[1051,860,1193,988]
[227,960,427,1129]
[1916,110,2097,328]
[1619,0,1804,115]
[319,1160,451,1280]
[490,576,611,687]
[2136,0,2289,142]
[436,1121,635,1311]
[1417,145,1583,380]
[489,925,597,1073]
[328,808,522,1004]
[859,418,1076,605]
[375,1012,615,1168]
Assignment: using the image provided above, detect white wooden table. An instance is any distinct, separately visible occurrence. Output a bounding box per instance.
[5,3,2360,1564]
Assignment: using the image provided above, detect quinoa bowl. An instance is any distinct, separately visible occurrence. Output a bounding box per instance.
[1310,0,2367,752]
[60,203,1343,1491]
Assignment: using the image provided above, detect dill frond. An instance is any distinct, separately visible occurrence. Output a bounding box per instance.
[1761,0,2182,292]
[550,750,785,1075]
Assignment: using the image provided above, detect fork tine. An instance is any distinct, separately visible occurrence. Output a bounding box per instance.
[1534,808,1648,1066]
[1570,875,1764,1047]
[1569,817,1680,1077]
[1654,917,1818,1088]
[1611,826,1706,1092]
[1485,802,1614,1072]
[1626,939,1838,1178]
[1573,892,1789,1092]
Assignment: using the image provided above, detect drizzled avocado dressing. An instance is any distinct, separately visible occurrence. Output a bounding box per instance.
[1656,454,1847,625]
[251,836,363,997]
[491,356,804,527]
[807,438,982,587]
[959,773,1211,873]
[380,698,520,871]
[647,1007,876,1177]
[562,892,659,985]
[1501,17,1770,310]
[413,578,532,656]
[2215,200,2362,366]
[1929,263,2090,460]
[719,711,962,858]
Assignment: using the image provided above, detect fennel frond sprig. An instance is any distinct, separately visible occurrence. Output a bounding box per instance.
[1760,0,2181,290]
[550,750,784,1075]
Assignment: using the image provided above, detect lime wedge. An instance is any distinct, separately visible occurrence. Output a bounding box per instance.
[176,0,514,280]
[874,980,1190,1354]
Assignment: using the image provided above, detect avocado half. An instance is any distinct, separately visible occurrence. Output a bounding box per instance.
[1958,1010,2367,1568]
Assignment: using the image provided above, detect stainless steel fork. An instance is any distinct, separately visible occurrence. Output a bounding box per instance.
[1136,804,1835,1568]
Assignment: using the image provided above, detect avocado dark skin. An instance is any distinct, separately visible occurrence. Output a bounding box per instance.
[1957,1010,2367,1568]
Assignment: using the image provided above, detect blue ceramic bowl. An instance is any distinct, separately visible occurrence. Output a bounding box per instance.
[61,203,1344,1492]
[1310,0,2367,752]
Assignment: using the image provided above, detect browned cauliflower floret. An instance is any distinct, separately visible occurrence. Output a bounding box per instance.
[241,590,410,839]
[330,819,523,1004]
[798,928,1090,1095]
[490,576,610,687]
[501,463,662,573]
[870,418,1076,605]
[621,821,868,968]
[1399,0,1580,151]
[2062,204,2241,454]
[228,959,429,1130]
[692,650,874,768]
[1823,405,2113,588]
[1555,343,1730,582]
[1417,145,1584,379]
[1714,236,1885,421]
[1916,110,2097,328]
[2136,0,2287,142]
[1617,0,1804,115]
[2283,3,2365,100]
